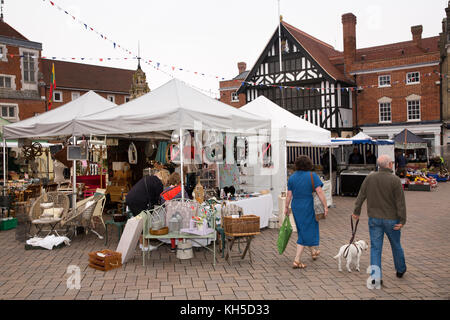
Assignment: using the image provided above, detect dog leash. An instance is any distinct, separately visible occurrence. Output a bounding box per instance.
[343,216,360,259]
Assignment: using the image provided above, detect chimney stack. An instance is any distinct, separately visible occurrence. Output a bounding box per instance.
[411,25,423,48]
[342,13,357,73]
[238,62,246,75]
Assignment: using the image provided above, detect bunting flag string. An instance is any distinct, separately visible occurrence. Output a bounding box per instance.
[41,0,226,81]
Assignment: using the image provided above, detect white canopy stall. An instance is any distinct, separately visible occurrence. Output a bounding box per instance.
[2,91,118,227]
[240,96,332,215]
[3,79,272,242]
[72,81,271,231]
[74,79,270,135]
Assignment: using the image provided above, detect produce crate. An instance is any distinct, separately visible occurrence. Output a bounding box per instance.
[407,184,431,192]
[0,218,18,231]
[223,215,260,237]
[88,249,122,272]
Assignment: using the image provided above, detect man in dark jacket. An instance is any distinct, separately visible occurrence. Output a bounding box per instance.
[366,150,377,165]
[349,147,363,164]
[321,150,337,195]
[126,175,164,216]
[353,155,407,287]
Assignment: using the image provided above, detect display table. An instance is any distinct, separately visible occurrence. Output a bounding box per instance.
[340,170,372,196]
[216,194,273,229]
[140,210,217,266]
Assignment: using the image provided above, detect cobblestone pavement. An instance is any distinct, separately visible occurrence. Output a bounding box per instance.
[1,182,449,300]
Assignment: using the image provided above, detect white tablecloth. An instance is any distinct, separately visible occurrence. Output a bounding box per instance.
[217,194,273,229]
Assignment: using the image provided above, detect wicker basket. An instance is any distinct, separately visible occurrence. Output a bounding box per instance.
[223,215,260,237]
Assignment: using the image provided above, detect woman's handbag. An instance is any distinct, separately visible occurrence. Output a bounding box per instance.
[310,172,326,222]
[277,216,293,254]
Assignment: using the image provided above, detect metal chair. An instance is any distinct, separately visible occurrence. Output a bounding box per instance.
[0,194,14,218]
[104,210,134,245]
[29,192,70,236]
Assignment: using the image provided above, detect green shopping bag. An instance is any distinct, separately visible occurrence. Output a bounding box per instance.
[277,215,293,254]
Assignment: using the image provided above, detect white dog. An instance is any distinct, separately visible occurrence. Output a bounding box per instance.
[333,240,368,272]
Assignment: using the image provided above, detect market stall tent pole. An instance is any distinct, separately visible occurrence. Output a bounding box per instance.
[72,136,77,220]
[2,138,5,195]
[329,146,332,188]
[46,149,50,180]
[180,128,185,201]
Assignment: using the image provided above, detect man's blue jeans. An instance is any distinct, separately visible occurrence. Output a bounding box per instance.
[368,217,406,280]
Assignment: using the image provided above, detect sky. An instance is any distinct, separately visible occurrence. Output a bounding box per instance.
[3,0,448,98]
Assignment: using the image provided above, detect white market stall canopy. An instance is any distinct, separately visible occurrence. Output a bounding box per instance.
[240,96,331,145]
[332,131,394,145]
[3,91,117,140]
[73,79,271,137]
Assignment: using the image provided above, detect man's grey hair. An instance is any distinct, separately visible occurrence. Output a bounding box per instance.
[377,154,392,168]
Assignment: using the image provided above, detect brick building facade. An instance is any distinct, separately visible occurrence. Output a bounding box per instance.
[0,19,138,125]
[41,59,134,110]
[341,13,442,154]
[0,19,45,122]
[220,9,445,154]
[219,62,248,108]
[440,1,450,156]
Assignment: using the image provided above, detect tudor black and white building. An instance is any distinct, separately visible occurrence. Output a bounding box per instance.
[237,20,355,136]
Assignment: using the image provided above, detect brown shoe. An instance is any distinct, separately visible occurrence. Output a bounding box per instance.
[293,261,307,269]
[311,249,320,260]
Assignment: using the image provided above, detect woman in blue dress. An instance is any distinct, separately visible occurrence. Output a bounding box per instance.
[285,156,328,269]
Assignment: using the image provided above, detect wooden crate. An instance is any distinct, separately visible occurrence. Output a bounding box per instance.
[88,249,122,272]
[223,215,260,237]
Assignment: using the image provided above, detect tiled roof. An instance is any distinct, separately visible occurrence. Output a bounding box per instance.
[42,59,135,93]
[0,20,28,40]
[234,71,249,80]
[354,37,440,62]
[328,37,440,62]
[282,21,351,83]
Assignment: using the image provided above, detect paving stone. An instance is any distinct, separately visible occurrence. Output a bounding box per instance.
[1,183,449,300]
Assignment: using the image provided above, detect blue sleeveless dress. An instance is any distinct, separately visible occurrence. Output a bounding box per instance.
[287,171,323,246]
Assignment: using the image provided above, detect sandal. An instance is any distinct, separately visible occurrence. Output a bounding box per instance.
[292,261,307,269]
[311,249,320,260]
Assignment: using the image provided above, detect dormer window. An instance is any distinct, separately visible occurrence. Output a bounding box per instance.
[0,45,7,62]
[22,52,36,82]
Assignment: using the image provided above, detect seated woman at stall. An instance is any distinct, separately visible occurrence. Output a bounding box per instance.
[125,170,168,216]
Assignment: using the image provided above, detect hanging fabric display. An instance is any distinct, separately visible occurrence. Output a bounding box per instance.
[128,142,138,164]
[155,141,168,164]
